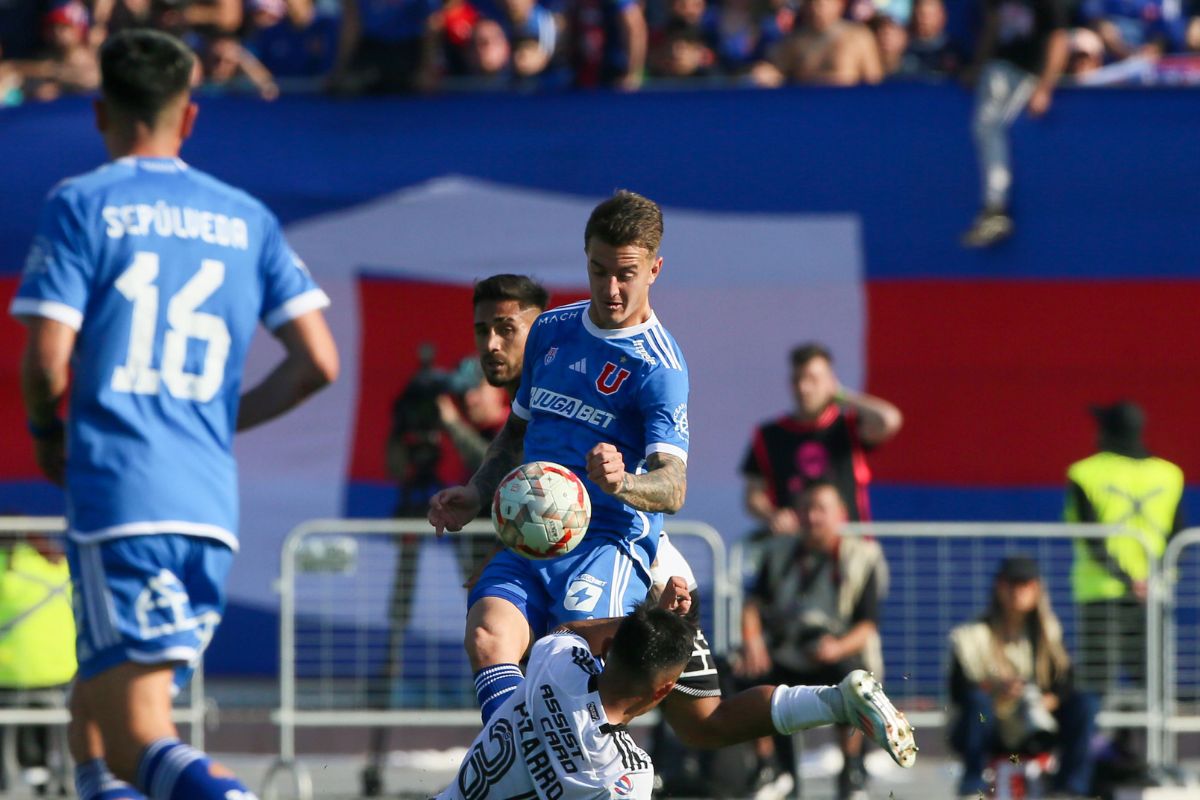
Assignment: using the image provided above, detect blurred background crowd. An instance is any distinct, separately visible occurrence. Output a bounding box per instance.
[2,0,1200,104]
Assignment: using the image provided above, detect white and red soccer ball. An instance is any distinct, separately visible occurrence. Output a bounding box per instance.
[492,461,591,559]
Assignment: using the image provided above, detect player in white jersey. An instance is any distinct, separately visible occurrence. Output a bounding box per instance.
[436,578,697,800]
[11,30,337,800]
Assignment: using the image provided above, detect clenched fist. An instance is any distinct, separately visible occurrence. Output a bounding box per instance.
[586,443,626,495]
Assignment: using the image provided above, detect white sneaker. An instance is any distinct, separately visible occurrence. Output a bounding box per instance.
[838,669,918,768]
[752,770,794,800]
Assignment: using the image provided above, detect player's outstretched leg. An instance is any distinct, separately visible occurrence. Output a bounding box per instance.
[835,670,917,768]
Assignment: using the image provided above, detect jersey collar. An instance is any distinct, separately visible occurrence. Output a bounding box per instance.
[116,156,189,172]
[581,302,660,340]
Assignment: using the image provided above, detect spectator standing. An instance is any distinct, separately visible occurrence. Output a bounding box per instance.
[901,0,962,76]
[755,0,884,85]
[959,0,1069,248]
[1066,402,1184,695]
[329,0,442,93]
[737,481,890,800]
[741,342,902,536]
[947,556,1097,798]
[568,0,649,88]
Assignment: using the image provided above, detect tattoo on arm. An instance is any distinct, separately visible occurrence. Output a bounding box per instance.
[467,415,527,501]
[614,452,687,513]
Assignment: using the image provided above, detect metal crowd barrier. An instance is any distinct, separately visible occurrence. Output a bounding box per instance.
[263,517,728,800]
[1157,526,1200,765]
[730,522,1165,763]
[0,517,209,794]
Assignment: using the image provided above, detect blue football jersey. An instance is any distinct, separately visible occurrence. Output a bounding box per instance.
[513,301,690,567]
[10,156,329,550]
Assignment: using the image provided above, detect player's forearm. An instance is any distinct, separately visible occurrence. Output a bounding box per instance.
[19,320,73,427]
[21,351,69,428]
[236,355,333,431]
[467,415,527,501]
[613,452,686,513]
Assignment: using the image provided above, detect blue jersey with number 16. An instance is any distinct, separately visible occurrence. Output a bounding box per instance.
[10,157,329,550]
[512,300,690,571]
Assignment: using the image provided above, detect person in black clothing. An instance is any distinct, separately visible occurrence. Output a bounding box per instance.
[960,0,1069,247]
[741,342,902,535]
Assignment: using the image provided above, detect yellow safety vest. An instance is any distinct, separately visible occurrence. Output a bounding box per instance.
[0,544,77,688]
[1066,452,1184,603]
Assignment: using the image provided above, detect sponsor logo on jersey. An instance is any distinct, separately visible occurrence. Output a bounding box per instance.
[587,701,601,722]
[631,339,658,366]
[672,403,690,442]
[564,575,606,612]
[569,358,587,373]
[613,775,635,796]
[544,347,558,365]
[536,308,583,326]
[23,236,51,276]
[595,362,632,396]
[529,387,616,429]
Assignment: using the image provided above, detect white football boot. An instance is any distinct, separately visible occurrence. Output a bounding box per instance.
[837,669,918,768]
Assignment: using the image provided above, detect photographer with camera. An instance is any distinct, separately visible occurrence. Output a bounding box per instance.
[948,555,1097,799]
[735,480,889,800]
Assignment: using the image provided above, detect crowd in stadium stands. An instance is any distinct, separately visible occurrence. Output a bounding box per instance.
[2,0,1200,103]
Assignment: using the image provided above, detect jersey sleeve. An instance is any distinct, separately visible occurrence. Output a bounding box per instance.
[258,212,330,331]
[9,189,93,331]
[638,365,689,464]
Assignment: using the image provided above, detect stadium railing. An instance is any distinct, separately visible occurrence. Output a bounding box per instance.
[1157,526,1200,766]
[730,522,1168,766]
[263,517,729,800]
[0,517,210,793]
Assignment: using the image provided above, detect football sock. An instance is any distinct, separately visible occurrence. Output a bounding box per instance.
[137,738,256,800]
[770,684,845,734]
[75,759,146,800]
[475,663,524,723]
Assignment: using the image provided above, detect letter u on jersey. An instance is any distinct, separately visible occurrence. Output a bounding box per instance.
[595,362,632,395]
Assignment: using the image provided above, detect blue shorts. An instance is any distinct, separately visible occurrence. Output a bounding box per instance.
[67,534,234,693]
[468,535,651,637]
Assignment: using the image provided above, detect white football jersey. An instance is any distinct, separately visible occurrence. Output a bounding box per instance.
[436,632,654,800]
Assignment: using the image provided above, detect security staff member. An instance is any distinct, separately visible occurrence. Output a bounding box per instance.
[1066,401,1184,692]
[0,535,76,792]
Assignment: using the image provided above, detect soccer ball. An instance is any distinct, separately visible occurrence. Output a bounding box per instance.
[492,461,591,559]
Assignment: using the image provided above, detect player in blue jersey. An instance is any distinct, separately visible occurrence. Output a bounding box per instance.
[11,30,338,800]
[430,191,690,722]
[443,272,919,782]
